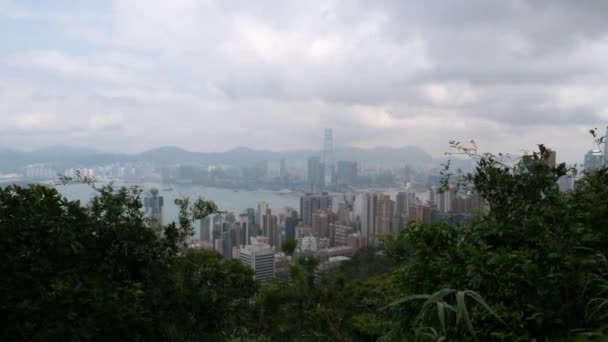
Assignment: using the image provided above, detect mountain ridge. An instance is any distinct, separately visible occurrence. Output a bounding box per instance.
[0,145,470,170]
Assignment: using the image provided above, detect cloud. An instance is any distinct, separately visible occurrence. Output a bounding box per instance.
[89,112,124,132]
[5,51,138,83]
[0,0,607,162]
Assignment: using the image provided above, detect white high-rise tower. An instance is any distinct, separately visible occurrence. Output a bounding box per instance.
[322,128,334,185]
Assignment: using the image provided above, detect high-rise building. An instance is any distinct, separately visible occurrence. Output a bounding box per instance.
[257,202,269,228]
[312,210,330,238]
[332,224,354,246]
[274,253,290,279]
[396,192,415,217]
[262,209,278,247]
[337,161,357,187]
[220,230,233,259]
[298,235,319,252]
[437,186,457,213]
[391,213,404,234]
[347,232,362,251]
[307,156,325,191]
[558,174,575,192]
[322,128,335,185]
[374,194,394,235]
[245,208,256,236]
[360,192,379,246]
[544,149,557,168]
[584,149,604,172]
[285,214,298,241]
[240,243,275,283]
[408,203,433,224]
[144,188,163,226]
[336,202,351,224]
[300,192,332,226]
[200,215,212,242]
[428,187,437,206]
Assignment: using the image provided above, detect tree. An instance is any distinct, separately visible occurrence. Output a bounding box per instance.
[378,142,608,340]
[0,183,257,341]
[281,239,297,257]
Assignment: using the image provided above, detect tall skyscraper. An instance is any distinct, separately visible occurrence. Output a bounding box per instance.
[307,156,325,190]
[285,213,298,241]
[144,188,163,226]
[200,215,212,242]
[312,210,330,238]
[408,203,433,224]
[375,194,394,235]
[337,160,357,187]
[262,210,278,247]
[543,148,557,168]
[257,202,269,229]
[360,192,379,246]
[300,192,332,226]
[396,191,415,217]
[584,149,604,171]
[240,243,275,283]
[437,185,457,213]
[322,128,335,185]
[336,202,351,224]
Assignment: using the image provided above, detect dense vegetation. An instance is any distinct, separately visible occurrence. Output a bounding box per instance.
[0,184,256,341]
[1,141,608,341]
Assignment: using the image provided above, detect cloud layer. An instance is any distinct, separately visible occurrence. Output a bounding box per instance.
[1,0,607,162]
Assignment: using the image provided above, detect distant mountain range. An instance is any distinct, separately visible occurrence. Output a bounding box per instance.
[0,145,473,171]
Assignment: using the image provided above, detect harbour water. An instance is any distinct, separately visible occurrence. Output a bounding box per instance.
[54,182,429,240]
[56,182,302,238]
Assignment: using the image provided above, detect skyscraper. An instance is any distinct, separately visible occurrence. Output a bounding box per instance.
[584,149,604,171]
[144,188,163,226]
[307,156,325,190]
[200,215,212,242]
[240,243,275,283]
[322,128,335,185]
[285,213,298,241]
[396,191,415,217]
[360,192,379,246]
[336,202,351,224]
[262,210,278,247]
[544,149,557,168]
[437,185,457,213]
[337,160,357,187]
[312,210,330,238]
[257,202,269,229]
[300,192,332,226]
[374,194,394,235]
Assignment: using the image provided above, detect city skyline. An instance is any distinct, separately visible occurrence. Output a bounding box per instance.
[1,1,608,162]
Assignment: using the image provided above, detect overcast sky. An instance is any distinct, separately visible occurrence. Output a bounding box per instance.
[1,0,607,162]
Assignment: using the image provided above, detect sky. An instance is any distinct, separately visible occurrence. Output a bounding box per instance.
[1,0,607,163]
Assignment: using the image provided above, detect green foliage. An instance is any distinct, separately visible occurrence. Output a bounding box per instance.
[387,288,505,341]
[379,142,608,340]
[0,183,255,341]
[281,239,297,256]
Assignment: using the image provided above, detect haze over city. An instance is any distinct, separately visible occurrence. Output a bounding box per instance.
[1,0,608,162]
